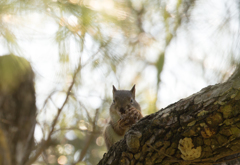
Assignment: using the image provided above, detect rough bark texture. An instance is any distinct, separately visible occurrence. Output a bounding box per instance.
[98,67,240,165]
[0,55,36,165]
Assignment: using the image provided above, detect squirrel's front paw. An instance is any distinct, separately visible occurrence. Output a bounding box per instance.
[118,114,130,129]
[118,107,142,129]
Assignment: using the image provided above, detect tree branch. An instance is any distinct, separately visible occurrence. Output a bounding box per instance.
[98,67,240,165]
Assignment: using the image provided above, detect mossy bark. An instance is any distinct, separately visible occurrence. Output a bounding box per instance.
[0,55,36,165]
[98,67,240,165]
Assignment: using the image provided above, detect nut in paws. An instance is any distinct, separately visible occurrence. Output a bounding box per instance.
[118,106,142,129]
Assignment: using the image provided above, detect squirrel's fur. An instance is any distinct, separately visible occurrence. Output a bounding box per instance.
[104,85,143,150]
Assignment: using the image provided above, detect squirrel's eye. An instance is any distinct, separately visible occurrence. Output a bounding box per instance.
[130,98,134,103]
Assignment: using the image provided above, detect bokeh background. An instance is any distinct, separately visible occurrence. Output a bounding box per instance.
[0,0,239,164]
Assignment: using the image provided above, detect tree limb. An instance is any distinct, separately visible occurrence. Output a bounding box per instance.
[98,67,240,165]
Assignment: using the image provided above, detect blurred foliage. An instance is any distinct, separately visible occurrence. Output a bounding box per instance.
[0,0,240,164]
[0,54,31,92]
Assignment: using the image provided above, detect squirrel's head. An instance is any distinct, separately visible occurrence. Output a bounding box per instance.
[111,85,140,114]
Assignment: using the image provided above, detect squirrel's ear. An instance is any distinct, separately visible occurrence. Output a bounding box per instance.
[113,85,117,94]
[130,85,136,98]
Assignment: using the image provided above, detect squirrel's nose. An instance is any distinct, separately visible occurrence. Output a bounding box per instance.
[119,107,125,114]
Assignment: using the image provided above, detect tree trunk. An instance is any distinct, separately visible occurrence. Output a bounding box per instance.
[98,67,240,165]
[0,55,36,165]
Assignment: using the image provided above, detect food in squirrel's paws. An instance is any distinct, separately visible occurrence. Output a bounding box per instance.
[118,106,142,129]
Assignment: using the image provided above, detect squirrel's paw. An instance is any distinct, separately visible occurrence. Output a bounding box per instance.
[118,114,130,129]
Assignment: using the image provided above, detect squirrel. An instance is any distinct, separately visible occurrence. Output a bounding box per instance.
[104,85,143,150]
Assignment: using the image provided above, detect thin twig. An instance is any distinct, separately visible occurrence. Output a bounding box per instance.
[35,121,46,141]
[73,109,99,165]
[37,90,57,116]
[26,63,81,165]
[52,127,102,135]
[27,44,102,165]
[41,150,49,165]
[49,97,59,109]
[79,101,93,124]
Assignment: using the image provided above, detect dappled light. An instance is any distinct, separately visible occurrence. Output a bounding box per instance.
[0,0,239,164]
[57,155,67,164]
